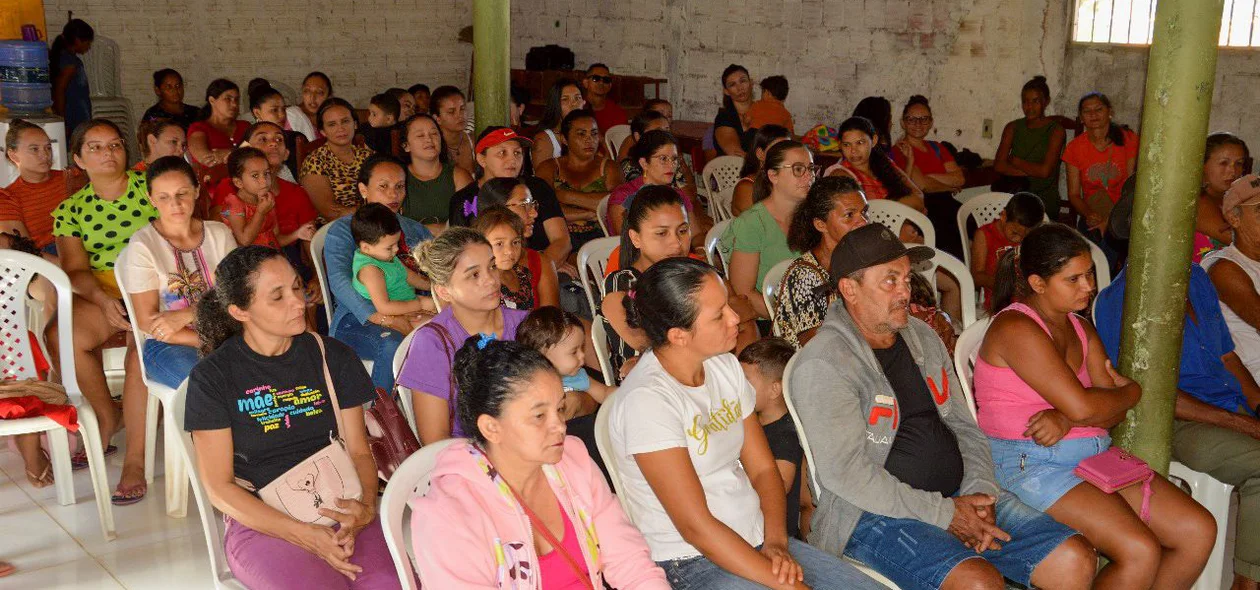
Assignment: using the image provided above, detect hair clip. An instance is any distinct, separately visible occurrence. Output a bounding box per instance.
[476,333,495,350]
[627,289,636,300]
[463,196,479,218]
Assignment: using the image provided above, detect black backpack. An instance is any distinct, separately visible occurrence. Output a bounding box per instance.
[525,45,575,71]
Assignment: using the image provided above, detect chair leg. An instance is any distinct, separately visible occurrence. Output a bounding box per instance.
[1198,480,1234,590]
[145,393,159,484]
[46,427,75,505]
[163,408,188,518]
[77,406,117,541]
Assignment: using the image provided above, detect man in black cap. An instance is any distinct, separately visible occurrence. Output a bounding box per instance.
[789,223,1096,590]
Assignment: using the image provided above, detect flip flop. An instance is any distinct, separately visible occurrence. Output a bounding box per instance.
[71,444,117,471]
[26,448,54,488]
[111,481,146,506]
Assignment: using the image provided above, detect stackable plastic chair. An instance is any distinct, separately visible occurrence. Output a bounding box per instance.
[704,219,732,274]
[310,223,335,326]
[761,258,793,332]
[956,192,1014,268]
[868,199,936,248]
[380,437,462,590]
[577,236,620,315]
[604,124,631,160]
[701,155,743,222]
[0,251,115,539]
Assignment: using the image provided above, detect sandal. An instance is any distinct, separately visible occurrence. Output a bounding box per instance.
[26,449,53,488]
[71,444,116,471]
[110,481,146,506]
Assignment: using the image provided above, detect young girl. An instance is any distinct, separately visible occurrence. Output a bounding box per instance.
[471,205,559,310]
[220,147,313,248]
[351,203,435,330]
[519,306,613,411]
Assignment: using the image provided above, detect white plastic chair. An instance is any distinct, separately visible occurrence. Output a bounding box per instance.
[590,316,616,387]
[868,199,936,248]
[392,328,420,438]
[701,155,743,222]
[596,195,611,237]
[604,124,631,160]
[1168,462,1235,590]
[956,192,1014,268]
[952,317,993,420]
[114,246,189,518]
[310,223,335,326]
[781,354,900,589]
[170,382,247,589]
[381,437,462,590]
[919,248,978,329]
[1088,240,1112,291]
[954,185,995,205]
[0,252,116,540]
[577,236,620,315]
[593,393,637,522]
[704,219,732,274]
[761,258,793,332]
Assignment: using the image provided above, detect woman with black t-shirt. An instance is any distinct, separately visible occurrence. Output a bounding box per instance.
[184,246,399,589]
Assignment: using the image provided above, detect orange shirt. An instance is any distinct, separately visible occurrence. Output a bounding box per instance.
[0,170,69,248]
[744,97,794,134]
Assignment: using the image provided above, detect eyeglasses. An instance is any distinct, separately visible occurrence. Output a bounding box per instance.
[85,141,126,154]
[508,197,538,211]
[650,155,680,165]
[588,75,612,84]
[904,116,933,125]
[774,163,821,178]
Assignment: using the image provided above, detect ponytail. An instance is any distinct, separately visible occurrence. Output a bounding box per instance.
[989,223,1092,316]
[195,288,240,356]
[49,18,94,79]
[195,246,288,355]
[990,247,1020,316]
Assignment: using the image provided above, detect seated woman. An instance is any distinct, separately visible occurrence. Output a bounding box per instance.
[851,96,895,158]
[187,79,249,170]
[134,118,187,173]
[431,86,476,174]
[396,227,529,444]
[977,223,1215,589]
[1194,132,1249,263]
[286,71,331,142]
[1,120,70,256]
[141,68,200,129]
[892,95,966,259]
[326,154,433,389]
[531,78,585,166]
[231,121,318,239]
[412,338,667,589]
[732,125,792,218]
[535,109,624,252]
[722,140,812,321]
[123,156,236,389]
[300,98,374,221]
[773,176,869,349]
[185,246,399,590]
[607,130,712,247]
[826,116,925,215]
[472,205,559,311]
[993,76,1066,217]
[605,257,883,590]
[617,109,669,178]
[1062,92,1137,271]
[50,119,158,505]
[449,128,573,274]
[714,64,754,157]
[247,82,301,181]
[402,113,473,235]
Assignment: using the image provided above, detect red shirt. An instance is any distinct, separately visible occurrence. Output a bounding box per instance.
[977,221,1016,310]
[892,141,955,177]
[592,100,629,133]
[0,170,69,248]
[187,120,250,167]
[213,177,317,235]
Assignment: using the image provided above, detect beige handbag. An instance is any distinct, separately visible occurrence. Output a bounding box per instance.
[236,334,363,527]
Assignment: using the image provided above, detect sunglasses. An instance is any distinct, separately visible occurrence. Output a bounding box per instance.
[588,75,612,84]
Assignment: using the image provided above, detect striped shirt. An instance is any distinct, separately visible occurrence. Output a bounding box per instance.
[0,170,69,248]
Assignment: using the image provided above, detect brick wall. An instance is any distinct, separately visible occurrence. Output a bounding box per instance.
[43,0,471,127]
[511,0,1073,156]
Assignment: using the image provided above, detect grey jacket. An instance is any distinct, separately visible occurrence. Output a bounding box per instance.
[791,300,999,555]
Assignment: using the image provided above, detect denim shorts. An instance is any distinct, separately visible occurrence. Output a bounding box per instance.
[141,339,200,389]
[989,435,1110,512]
[657,538,886,590]
[843,491,1078,590]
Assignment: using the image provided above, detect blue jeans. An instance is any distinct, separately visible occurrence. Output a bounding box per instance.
[142,339,199,389]
[843,491,1078,590]
[657,538,885,590]
[990,435,1111,512]
[333,315,404,390]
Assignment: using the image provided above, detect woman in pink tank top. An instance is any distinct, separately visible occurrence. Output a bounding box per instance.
[976,223,1215,590]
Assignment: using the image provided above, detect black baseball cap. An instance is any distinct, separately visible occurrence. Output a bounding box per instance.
[829,223,934,288]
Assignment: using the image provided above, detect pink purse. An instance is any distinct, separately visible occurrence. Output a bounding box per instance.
[235,334,364,527]
[1074,447,1155,521]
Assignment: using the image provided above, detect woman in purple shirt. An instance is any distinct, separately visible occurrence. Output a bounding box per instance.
[396,226,527,444]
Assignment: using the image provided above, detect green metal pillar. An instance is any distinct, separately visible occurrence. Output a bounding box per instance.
[472,0,510,134]
[1112,0,1225,473]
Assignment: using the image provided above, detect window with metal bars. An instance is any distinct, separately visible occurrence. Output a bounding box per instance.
[1073,0,1260,47]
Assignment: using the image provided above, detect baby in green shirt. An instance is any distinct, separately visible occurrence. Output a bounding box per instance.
[351,203,435,330]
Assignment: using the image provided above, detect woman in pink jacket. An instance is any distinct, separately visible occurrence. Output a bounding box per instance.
[411,336,668,590]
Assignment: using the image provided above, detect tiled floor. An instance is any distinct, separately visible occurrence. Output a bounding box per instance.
[0,435,215,589]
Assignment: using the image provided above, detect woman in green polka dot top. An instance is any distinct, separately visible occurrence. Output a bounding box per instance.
[51,118,159,506]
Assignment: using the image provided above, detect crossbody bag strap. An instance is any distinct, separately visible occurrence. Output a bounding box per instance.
[507,485,594,590]
[310,332,347,437]
[420,323,459,430]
